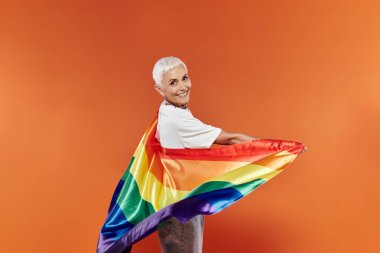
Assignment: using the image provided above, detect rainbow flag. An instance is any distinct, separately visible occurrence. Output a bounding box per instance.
[97,116,305,253]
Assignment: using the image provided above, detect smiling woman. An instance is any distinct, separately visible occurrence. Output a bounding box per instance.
[153,57,305,253]
[153,58,191,108]
[151,56,278,253]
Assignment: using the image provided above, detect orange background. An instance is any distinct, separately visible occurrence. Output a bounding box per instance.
[1,0,379,252]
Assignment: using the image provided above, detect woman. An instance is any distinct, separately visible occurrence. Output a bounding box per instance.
[153,56,263,253]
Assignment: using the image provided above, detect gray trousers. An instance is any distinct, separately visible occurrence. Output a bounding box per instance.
[157,215,204,253]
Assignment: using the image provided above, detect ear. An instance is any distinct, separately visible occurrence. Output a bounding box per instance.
[154,84,164,97]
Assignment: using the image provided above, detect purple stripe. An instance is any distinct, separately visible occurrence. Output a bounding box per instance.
[104,186,243,253]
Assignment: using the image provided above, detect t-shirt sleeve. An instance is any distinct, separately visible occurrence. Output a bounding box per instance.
[178,117,222,149]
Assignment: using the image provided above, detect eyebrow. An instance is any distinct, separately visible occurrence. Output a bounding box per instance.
[168,73,188,82]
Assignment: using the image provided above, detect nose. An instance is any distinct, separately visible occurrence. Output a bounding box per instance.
[178,81,187,91]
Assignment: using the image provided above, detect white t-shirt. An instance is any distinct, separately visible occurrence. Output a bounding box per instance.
[155,101,222,149]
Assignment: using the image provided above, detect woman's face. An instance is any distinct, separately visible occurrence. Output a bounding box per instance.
[155,65,191,108]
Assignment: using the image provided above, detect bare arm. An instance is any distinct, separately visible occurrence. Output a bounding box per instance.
[214,130,260,145]
[214,130,308,153]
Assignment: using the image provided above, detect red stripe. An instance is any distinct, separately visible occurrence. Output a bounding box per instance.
[150,133,304,161]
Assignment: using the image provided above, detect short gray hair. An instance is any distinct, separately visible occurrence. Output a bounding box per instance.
[152,56,188,87]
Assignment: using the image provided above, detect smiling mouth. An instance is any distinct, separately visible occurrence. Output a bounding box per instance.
[177,90,189,97]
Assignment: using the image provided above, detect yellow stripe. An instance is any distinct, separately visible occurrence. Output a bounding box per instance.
[210,163,281,184]
[130,142,189,211]
[210,151,297,184]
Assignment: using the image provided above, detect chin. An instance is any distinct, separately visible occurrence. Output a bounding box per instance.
[182,98,190,105]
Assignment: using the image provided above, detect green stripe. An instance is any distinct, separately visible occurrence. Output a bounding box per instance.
[116,156,156,225]
[232,178,267,196]
[121,156,135,181]
[185,178,266,198]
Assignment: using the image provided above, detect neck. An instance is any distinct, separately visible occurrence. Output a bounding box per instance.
[164,99,187,109]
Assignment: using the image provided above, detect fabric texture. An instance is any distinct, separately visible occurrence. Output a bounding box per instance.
[97,115,305,253]
[155,101,221,149]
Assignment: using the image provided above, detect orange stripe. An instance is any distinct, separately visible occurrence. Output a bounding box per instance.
[160,159,252,190]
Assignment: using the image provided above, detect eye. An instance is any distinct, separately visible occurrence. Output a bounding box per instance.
[170,80,176,86]
[183,75,189,81]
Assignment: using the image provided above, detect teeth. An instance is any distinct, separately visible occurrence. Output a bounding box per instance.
[177,92,188,97]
